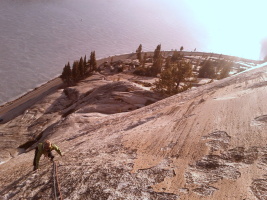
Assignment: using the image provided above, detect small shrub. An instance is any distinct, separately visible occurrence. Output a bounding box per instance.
[133,67,148,76]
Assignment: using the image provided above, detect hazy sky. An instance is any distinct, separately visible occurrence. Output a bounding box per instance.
[169,0,267,59]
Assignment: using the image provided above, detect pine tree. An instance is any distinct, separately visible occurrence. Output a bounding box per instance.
[90,51,97,71]
[61,64,68,80]
[151,58,162,76]
[66,62,72,84]
[136,44,142,62]
[78,57,85,78]
[173,60,192,89]
[72,61,80,82]
[165,56,171,70]
[61,62,72,85]
[142,52,147,67]
[154,67,173,94]
[150,44,162,76]
[84,55,88,72]
[198,59,216,79]
[171,50,182,62]
[84,55,87,66]
[154,60,192,95]
[218,60,232,79]
[153,44,161,61]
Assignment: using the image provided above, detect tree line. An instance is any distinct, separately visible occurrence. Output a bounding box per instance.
[61,45,233,96]
[61,51,97,85]
[134,44,232,96]
[135,44,193,95]
[198,59,232,80]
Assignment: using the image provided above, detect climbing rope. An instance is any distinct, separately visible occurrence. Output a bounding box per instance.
[52,161,58,200]
[53,161,63,200]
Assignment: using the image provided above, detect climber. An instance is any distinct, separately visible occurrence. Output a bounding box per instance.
[33,140,62,171]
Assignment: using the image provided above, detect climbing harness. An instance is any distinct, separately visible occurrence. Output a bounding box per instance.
[52,161,63,200]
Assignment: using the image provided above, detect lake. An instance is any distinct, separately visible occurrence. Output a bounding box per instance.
[0,0,263,105]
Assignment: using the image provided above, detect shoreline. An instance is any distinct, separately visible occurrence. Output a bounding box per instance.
[0,50,260,108]
[0,76,62,108]
[0,52,137,108]
[0,51,261,123]
[0,77,63,123]
[0,52,138,123]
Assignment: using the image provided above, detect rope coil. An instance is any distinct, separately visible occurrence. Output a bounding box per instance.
[53,161,63,200]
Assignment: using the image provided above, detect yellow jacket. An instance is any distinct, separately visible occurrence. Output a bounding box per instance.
[34,142,62,169]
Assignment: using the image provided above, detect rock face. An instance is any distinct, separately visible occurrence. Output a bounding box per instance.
[62,81,162,116]
[0,65,267,199]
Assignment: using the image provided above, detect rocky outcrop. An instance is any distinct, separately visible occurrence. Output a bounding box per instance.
[62,81,162,116]
[1,65,267,199]
[0,73,163,165]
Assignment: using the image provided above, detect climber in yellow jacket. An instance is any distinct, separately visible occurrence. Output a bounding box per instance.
[33,140,62,171]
